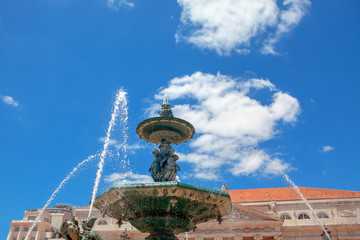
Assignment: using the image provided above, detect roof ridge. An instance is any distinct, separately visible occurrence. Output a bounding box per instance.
[228,187,360,192]
[227,187,360,203]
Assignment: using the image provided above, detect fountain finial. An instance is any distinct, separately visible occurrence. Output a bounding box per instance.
[158,96,174,117]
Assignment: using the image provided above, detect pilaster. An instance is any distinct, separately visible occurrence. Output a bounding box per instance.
[16,225,23,240]
[35,226,40,240]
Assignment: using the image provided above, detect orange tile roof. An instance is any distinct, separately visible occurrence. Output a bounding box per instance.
[228,187,360,203]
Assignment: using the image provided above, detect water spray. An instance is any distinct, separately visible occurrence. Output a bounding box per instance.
[88,89,128,218]
[273,162,331,240]
[25,154,97,240]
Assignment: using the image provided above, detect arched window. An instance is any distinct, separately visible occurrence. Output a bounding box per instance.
[280,214,292,220]
[98,220,108,225]
[317,212,329,219]
[298,213,310,219]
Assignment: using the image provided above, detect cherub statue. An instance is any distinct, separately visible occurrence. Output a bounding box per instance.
[60,218,103,240]
[149,149,161,181]
[149,142,181,182]
[60,218,80,240]
[161,149,180,181]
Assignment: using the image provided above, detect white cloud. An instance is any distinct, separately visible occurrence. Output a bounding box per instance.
[0,94,19,107]
[108,0,135,10]
[321,145,334,152]
[104,171,153,184]
[176,0,310,55]
[262,0,311,54]
[152,72,300,180]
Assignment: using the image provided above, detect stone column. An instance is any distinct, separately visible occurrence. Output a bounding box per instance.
[253,235,263,240]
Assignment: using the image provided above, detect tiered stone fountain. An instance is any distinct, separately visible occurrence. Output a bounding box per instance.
[93,100,232,240]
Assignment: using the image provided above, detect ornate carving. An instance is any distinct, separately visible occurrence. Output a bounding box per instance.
[340,208,356,217]
[268,200,277,215]
[232,209,255,220]
[241,226,275,233]
[243,227,252,233]
[263,226,273,232]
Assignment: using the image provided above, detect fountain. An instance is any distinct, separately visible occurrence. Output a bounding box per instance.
[91,99,232,240]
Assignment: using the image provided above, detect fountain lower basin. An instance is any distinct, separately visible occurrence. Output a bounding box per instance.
[93,182,232,240]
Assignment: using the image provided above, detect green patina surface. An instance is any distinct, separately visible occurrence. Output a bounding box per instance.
[93,181,232,240]
[95,181,230,200]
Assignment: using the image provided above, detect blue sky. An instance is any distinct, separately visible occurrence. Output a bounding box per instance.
[1,0,359,236]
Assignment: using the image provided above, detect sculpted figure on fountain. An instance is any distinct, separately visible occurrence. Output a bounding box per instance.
[60,218,103,240]
[150,149,162,181]
[149,141,180,182]
[163,150,180,181]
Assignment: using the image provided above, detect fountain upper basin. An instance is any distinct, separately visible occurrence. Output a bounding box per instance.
[136,117,195,145]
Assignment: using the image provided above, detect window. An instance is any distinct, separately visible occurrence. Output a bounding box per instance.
[98,220,108,225]
[44,218,50,223]
[28,216,36,220]
[45,238,49,240]
[317,212,329,219]
[280,214,292,220]
[13,238,16,240]
[33,227,37,231]
[298,213,310,219]
[31,238,35,240]
[24,227,29,232]
[14,227,19,232]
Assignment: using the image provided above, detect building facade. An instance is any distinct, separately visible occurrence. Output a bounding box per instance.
[7,187,360,240]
